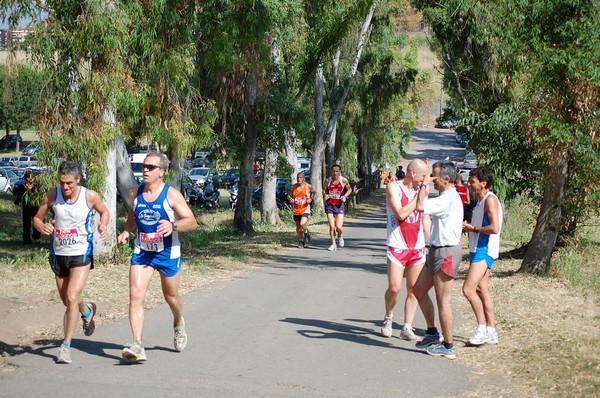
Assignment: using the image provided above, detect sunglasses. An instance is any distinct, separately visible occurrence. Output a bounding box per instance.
[142,164,161,171]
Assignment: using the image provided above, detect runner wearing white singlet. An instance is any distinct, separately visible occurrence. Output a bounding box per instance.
[34,161,110,364]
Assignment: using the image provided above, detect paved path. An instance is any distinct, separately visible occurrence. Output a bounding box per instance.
[0,128,475,398]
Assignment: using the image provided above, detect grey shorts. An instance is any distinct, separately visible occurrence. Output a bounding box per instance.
[426,244,462,278]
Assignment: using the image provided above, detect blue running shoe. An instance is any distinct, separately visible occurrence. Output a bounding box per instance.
[426,343,456,359]
[82,302,97,336]
[415,332,441,349]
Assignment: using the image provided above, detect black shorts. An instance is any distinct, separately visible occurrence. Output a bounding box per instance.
[293,213,310,222]
[50,254,94,277]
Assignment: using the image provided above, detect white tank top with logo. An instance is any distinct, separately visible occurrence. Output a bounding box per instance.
[51,186,94,256]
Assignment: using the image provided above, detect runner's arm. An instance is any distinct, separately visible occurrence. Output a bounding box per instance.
[323,179,330,201]
[117,188,138,245]
[341,178,352,201]
[163,186,198,235]
[87,189,110,241]
[386,181,417,221]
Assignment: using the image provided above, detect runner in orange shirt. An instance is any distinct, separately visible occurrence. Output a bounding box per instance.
[288,171,314,248]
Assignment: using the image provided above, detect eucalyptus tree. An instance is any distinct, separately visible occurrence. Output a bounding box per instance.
[2,1,216,255]
[196,0,313,229]
[299,0,379,212]
[195,0,277,231]
[415,0,600,273]
[348,2,420,179]
[0,64,46,151]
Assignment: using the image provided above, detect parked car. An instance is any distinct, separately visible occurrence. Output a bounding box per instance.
[5,167,26,179]
[0,167,17,192]
[0,160,16,168]
[16,156,37,167]
[22,142,42,156]
[221,168,240,188]
[435,119,455,129]
[189,167,220,187]
[460,151,478,170]
[0,134,24,149]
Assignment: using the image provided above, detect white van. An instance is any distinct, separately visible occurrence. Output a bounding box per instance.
[129,153,147,183]
[297,157,310,170]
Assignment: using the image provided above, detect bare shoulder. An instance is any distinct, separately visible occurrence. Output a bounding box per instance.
[167,185,187,203]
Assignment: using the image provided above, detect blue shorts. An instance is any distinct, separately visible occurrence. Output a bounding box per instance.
[469,251,495,269]
[325,201,345,215]
[131,251,182,277]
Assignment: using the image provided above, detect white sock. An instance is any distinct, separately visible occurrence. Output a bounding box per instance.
[477,324,487,332]
[487,327,496,334]
[403,323,412,330]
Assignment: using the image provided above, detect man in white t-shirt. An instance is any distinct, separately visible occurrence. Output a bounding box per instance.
[413,161,464,359]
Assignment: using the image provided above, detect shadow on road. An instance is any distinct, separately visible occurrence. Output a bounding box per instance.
[280,317,425,355]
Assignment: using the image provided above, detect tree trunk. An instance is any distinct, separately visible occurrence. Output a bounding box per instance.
[357,123,367,178]
[326,123,337,171]
[326,49,341,171]
[234,67,259,232]
[261,147,281,224]
[15,129,21,153]
[95,143,117,257]
[311,64,327,213]
[284,127,298,182]
[95,109,117,257]
[311,0,377,204]
[115,134,138,212]
[520,155,569,274]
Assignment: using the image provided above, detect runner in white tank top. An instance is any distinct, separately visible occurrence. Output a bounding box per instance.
[33,161,110,364]
[462,167,503,346]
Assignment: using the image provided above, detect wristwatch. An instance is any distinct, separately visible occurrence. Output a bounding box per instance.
[473,226,478,233]
[172,221,178,231]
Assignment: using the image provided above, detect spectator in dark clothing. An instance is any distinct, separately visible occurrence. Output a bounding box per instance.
[395,166,405,180]
[13,170,41,244]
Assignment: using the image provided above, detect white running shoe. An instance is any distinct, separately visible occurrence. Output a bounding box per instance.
[56,344,72,364]
[400,326,420,341]
[487,331,499,345]
[381,316,393,338]
[338,237,345,248]
[468,329,489,346]
[327,243,337,251]
[174,318,187,352]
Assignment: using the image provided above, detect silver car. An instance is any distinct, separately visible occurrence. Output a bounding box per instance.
[189,167,211,186]
[0,168,18,192]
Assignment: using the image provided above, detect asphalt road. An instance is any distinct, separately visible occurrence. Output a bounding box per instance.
[0,128,475,398]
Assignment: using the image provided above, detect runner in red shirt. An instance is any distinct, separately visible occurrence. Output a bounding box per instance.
[323,164,352,251]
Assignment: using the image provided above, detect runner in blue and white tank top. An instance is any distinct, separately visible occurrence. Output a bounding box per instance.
[462,167,503,347]
[131,183,182,274]
[117,152,198,363]
[468,191,503,262]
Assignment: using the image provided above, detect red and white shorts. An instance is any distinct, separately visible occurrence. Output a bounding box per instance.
[387,246,426,268]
